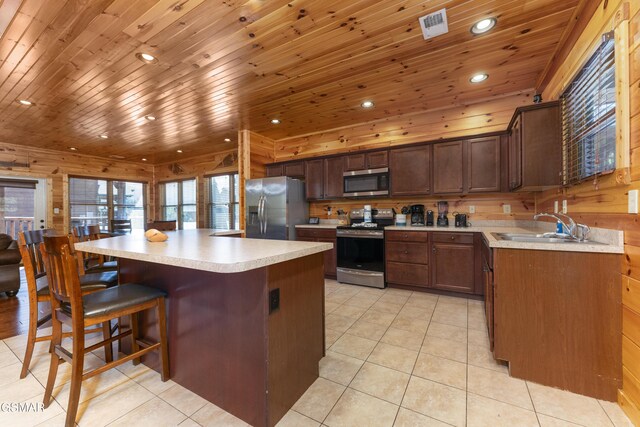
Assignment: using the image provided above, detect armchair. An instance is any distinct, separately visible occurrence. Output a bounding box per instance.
[0,233,22,296]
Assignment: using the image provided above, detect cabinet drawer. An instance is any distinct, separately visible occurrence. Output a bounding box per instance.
[385,230,430,243]
[432,232,474,244]
[386,262,429,287]
[386,242,429,264]
[296,228,336,239]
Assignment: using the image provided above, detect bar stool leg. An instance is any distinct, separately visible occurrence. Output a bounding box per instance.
[131,312,140,365]
[157,297,169,381]
[20,301,39,379]
[43,306,62,408]
[65,324,85,427]
[101,321,113,362]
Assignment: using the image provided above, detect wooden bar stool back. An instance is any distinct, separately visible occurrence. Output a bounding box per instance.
[145,220,176,231]
[111,219,132,234]
[71,224,117,273]
[17,230,118,379]
[40,235,169,427]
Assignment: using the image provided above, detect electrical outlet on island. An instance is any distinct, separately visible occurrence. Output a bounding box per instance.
[503,204,511,214]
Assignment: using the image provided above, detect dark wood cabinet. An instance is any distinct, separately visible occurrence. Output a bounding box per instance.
[389,145,431,196]
[323,157,344,199]
[283,161,305,178]
[467,136,501,193]
[430,232,476,294]
[433,141,464,194]
[296,228,337,278]
[385,230,429,288]
[344,150,388,171]
[266,164,283,177]
[482,237,494,351]
[304,159,324,200]
[508,101,561,191]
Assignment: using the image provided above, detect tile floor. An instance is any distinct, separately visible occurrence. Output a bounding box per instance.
[0,279,634,426]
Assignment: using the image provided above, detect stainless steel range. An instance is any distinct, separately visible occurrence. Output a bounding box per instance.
[336,208,394,288]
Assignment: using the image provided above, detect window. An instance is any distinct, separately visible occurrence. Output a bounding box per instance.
[69,177,146,231]
[561,31,616,185]
[208,174,239,230]
[160,179,197,230]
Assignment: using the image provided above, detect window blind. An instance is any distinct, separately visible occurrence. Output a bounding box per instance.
[561,31,616,185]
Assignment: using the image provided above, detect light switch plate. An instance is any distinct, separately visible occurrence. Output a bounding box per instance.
[469,205,475,214]
[554,201,559,213]
[53,208,60,214]
[629,189,639,214]
[503,204,511,214]
[562,200,568,214]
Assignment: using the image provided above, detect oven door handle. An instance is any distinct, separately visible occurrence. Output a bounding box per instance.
[337,268,384,277]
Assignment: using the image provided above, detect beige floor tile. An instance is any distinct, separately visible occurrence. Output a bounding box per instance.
[191,402,250,427]
[343,295,378,309]
[431,306,467,328]
[0,347,21,369]
[0,340,10,353]
[31,352,105,388]
[324,388,398,427]
[326,293,352,305]
[427,322,467,344]
[330,333,378,360]
[350,362,410,404]
[325,328,343,349]
[52,367,131,408]
[0,361,22,388]
[421,336,467,363]
[292,377,345,423]
[393,407,451,426]
[109,397,187,426]
[402,376,466,427]
[275,410,320,427]
[360,310,397,327]
[333,304,367,319]
[527,381,613,426]
[121,363,174,395]
[437,296,468,306]
[325,302,340,314]
[159,383,208,416]
[467,365,533,410]
[325,314,356,333]
[467,311,487,331]
[467,328,490,348]
[73,381,154,426]
[0,396,65,427]
[391,316,430,334]
[379,294,410,306]
[380,328,425,352]
[599,400,634,427]
[177,418,202,427]
[0,374,45,403]
[467,343,507,373]
[3,333,28,350]
[412,353,466,390]
[368,343,418,374]
[398,305,433,320]
[537,414,583,426]
[319,351,364,386]
[347,319,387,341]
[371,301,403,315]
[466,392,538,427]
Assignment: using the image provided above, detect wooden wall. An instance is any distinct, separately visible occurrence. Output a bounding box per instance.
[273,91,533,161]
[0,142,154,233]
[537,0,640,422]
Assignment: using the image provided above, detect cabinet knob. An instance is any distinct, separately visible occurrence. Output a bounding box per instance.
[403,234,408,238]
[404,250,408,254]
[450,236,455,240]
[432,247,437,253]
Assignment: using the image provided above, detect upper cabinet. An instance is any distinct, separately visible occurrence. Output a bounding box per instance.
[344,150,388,171]
[467,136,501,193]
[305,159,324,200]
[390,145,432,196]
[323,157,344,199]
[266,161,304,179]
[305,157,344,200]
[508,102,562,191]
[433,141,464,194]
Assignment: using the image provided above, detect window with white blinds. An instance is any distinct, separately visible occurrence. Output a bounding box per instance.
[561,31,616,185]
[208,174,239,230]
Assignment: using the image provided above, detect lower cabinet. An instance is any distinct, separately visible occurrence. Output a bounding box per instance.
[481,237,494,351]
[430,232,476,294]
[385,231,430,288]
[296,228,337,279]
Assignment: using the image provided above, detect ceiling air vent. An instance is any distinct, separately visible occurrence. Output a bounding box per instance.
[419,8,448,40]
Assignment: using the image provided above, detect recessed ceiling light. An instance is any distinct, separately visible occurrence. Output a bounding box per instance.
[176,149,183,153]
[99,134,109,139]
[69,147,77,151]
[471,17,497,35]
[361,100,375,109]
[224,138,231,142]
[141,158,147,161]
[144,114,156,121]
[469,73,489,83]
[271,118,281,124]
[136,52,158,64]
[18,99,34,106]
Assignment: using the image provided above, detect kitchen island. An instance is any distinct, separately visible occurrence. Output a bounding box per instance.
[75,230,332,427]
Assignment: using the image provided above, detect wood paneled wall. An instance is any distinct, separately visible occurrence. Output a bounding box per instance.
[273,91,533,161]
[0,142,154,233]
[310,193,535,222]
[538,0,640,421]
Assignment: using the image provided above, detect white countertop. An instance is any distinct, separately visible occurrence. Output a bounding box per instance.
[385,225,624,254]
[74,229,333,273]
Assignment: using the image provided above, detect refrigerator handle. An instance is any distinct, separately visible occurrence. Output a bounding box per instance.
[263,198,268,235]
[258,195,265,234]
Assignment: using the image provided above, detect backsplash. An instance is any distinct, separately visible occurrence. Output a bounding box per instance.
[309,193,536,222]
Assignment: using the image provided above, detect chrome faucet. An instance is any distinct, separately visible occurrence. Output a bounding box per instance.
[533,212,591,241]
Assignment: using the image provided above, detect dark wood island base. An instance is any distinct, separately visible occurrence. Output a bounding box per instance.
[117,252,325,427]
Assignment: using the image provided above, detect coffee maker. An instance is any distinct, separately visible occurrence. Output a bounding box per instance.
[437,201,449,227]
[410,204,425,226]
[426,210,434,226]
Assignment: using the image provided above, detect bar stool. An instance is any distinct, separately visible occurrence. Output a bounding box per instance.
[17,230,119,379]
[111,219,132,235]
[40,235,169,427]
[72,225,117,273]
[145,220,177,231]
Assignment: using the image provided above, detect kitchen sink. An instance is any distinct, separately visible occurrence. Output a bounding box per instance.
[491,232,605,244]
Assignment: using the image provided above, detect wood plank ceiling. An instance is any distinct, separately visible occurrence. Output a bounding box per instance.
[0,0,582,163]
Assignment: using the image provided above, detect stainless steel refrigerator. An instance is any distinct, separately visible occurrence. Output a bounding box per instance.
[245,177,308,240]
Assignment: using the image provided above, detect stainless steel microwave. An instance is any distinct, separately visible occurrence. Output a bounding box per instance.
[343,167,389,197]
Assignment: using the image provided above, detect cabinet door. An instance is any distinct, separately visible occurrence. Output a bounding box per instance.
[433,141,464,194]
[430,243,475,294]
[324,157,344,199]
[367,151,388,168]
[344,154,366,171]
[390,145,432,196]
[305,159,324,200]
[483,262,495,351]
[283,161,305,178]
[509,115,522,190]
[467,137,500,193]
[266,164,283,177]
[317,237,337,278]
